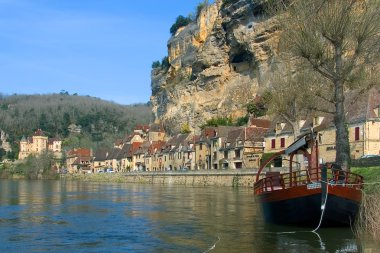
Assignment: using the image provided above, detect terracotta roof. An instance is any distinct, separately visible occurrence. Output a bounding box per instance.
[147,140,166,155]
[67,148,91,158]
[33,129,46,137]
[249,118,271,129]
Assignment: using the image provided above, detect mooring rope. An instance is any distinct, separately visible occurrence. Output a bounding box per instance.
[312,180,329,232]
[202,235,220,253]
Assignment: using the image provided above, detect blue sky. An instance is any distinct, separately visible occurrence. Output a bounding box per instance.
[0,0,209,105]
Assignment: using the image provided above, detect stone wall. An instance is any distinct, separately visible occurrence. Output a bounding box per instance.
[64,171,258,187]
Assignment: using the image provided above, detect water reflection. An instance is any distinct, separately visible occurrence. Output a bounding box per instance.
[0,179,378,252]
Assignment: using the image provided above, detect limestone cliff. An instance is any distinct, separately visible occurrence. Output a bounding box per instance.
[151,0,279,134]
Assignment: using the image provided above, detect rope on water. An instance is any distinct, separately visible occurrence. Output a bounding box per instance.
[202,235,220,253]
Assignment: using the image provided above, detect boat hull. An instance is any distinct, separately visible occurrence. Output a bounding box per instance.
[257,184,362,227]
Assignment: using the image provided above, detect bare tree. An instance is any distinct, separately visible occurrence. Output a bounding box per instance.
[267,64,322,139]
[270,0,380,170]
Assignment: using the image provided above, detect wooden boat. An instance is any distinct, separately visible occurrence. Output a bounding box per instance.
[254,131,364,227]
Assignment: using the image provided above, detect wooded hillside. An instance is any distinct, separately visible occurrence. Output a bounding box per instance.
[0,93,152,151]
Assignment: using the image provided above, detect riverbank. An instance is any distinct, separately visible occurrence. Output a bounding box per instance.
[62,170,258,187]
[351,167,380,241]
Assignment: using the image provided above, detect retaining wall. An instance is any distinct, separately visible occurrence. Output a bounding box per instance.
[64,171,258,187]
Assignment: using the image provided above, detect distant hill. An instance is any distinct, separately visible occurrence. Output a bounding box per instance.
[0,93,152,151]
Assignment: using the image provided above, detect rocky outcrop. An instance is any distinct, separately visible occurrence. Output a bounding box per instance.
[151,0,280,134]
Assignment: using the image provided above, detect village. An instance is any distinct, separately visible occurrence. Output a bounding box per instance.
[15,89,380,174]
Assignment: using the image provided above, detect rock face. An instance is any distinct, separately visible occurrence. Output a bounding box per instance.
[151,0,280,134]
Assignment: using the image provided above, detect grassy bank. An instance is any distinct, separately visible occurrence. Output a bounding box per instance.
[352,166,380,194]
[352,166,380,241]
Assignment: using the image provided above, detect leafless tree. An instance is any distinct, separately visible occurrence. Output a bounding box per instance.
[269,0,380,170]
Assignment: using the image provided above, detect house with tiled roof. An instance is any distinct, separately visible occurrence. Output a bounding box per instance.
[318,88,380,161]
[148,140,167,171]
[117,144,133,172]
[168,133,193,171]
[93,148,109,172]
[263,88,380,165]
[217,125,268,170]
[208,126,240,170]
[18,129,62,160]
[148,123,166,142]
[133,141,150,171]
[105,148,121,171]
[66,148,92,173]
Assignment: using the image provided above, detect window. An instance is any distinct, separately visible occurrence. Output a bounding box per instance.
[235,150,241,158]
[271,139,276,149]
[276,123,283,131]
[224,151,228,159]
[280,138,285,148]
[200,143,203,150]
[355,127,360,141]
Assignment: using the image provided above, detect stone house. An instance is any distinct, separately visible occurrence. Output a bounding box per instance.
[66,148,92,173]
[148,123,166,142]
[18,129,62,160]
[218,126,267,170]
[195,128,218,170]
[117,144,134,172]
[144,140,166,171]
[92,148,109,172]
[180,138,196,171]
[170,134,192,171]
[134,141,150,171]
[263,88,380,165]
[105,148,121,171]
[209,126,240,170]
[318,89,380,161]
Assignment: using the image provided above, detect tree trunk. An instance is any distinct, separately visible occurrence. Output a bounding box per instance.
[334,44,351,171]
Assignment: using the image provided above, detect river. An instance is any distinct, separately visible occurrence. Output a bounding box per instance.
[0,179,377,252]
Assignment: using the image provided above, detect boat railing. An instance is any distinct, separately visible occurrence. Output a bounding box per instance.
[254,167,364,194]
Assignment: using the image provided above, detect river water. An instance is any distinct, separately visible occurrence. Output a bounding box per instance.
[0,179,377,253]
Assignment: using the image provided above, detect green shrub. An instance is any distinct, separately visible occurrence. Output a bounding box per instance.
[151,61,161,69]
[200,116,234,129]
[236,116,249,126]
[152,56,170,71]
[180,123,191,134]
[161,56,170,70]
[170,15,193,36]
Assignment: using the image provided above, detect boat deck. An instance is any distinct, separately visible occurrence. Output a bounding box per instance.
[254,167,363,195]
